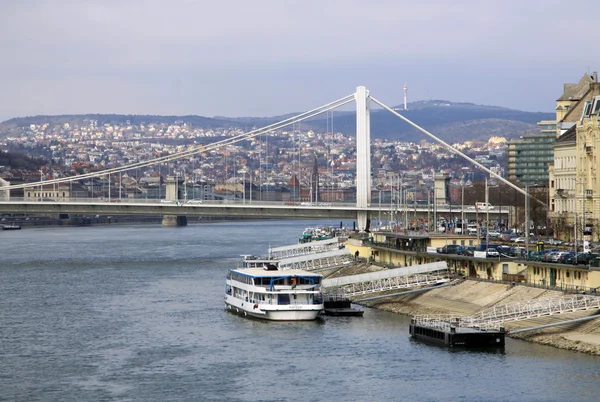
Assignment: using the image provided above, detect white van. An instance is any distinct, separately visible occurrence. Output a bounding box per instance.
[467,224,477,236]
[468,202,494,212]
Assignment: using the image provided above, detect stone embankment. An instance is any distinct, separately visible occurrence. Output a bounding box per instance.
[326,263,600,355]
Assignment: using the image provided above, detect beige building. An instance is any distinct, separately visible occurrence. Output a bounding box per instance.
[345,232,523,281]
[344,233,600,293]
[24,184,71,201]
[549,72,600,241]
[525,261,600,293]
[0,177,10,200]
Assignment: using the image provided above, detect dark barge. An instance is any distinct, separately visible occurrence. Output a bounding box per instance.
[323,299,364,317]
[409,317,505,348]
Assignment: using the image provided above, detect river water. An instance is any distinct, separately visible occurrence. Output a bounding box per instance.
[1,220,599,401]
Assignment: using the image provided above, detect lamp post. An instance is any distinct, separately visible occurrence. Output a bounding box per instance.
[378,189,382,230]
[574,179,587,253]
[38,170,43,201]
[525,185,530,257]
[486,178,489,249]
[579,180,587,252]
[461,183,465,235]
[242,171,246,204]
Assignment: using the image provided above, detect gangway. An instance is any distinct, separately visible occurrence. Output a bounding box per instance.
[277,248,353,271]
[462,294,600,329]
[322,261,449,297]
[415,294,600,332]
[268,238,341,259]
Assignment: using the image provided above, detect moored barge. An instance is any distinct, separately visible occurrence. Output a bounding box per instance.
[409,316,505,348]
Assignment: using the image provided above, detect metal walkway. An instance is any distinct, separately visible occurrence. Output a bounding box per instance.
[268,238,342,259]
[277,248,353,271]
[415,294,600,331]
[322,261,449,297]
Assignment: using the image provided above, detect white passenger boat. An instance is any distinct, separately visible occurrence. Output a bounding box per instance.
[224,257,324,321]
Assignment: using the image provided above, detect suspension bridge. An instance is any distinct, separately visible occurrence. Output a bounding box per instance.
[0,86,522,229]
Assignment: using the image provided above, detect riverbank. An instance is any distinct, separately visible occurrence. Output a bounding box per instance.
[327,263,600,355]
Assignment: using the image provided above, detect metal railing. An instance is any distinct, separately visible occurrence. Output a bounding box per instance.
[465,276,599,295]
[327,271,450,297]
[414,294,600,332]
[278,253,354,271]
[462,295,600,329]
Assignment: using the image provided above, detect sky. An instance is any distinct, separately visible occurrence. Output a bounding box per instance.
[1,0,599,122]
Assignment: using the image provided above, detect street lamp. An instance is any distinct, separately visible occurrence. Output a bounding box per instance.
[378,189,382,230]
[461,181,465,235]
[573,179,587,253]
[38,169,43,201]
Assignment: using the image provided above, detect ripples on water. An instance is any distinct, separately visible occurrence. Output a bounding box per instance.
[1,221,600,401]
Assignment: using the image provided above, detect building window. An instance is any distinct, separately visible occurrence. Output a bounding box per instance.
[592,96,600,115]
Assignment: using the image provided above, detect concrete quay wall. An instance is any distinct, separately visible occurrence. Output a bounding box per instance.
[326,264,600,355]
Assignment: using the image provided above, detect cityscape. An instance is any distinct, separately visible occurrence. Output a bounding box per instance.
[2,2,600,401]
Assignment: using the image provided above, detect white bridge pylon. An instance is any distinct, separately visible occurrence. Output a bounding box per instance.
[3,86,536,225]
[322,261,449,297]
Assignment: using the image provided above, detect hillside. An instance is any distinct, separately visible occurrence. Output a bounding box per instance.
[305,100,552,142]
[0,101,554,143]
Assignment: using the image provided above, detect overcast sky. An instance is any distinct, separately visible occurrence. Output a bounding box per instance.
[1,0,599,122]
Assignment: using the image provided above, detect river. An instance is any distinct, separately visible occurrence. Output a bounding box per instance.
[1,220,599,401]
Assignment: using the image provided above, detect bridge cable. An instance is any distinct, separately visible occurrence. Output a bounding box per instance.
[9,94,355,190]
[370,97,547,209]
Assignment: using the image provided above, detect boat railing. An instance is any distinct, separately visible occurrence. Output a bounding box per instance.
[272,284,320,291]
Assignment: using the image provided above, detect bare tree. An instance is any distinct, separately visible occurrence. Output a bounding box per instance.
[550,213,568,240]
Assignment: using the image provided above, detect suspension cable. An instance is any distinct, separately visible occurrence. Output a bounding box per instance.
[370,97,547,208]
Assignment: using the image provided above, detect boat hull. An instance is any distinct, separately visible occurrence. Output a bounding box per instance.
[224,295,323,321]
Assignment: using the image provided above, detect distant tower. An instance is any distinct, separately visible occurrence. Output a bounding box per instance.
[403,82,408,110]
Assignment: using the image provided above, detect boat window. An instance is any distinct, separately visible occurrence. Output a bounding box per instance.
[278,294,290,305]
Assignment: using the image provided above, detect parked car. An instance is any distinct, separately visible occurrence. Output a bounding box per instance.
[496,245,513,256]
[510,246,526,258]
[438,244,465,255]
[566,252,600,265]
[527,251,545,261]
[552,252,570,262]
[513,237,527,243]
[557,252,574,264]
[463,246,476,256]
[541,252,560,262]
[468,202,494,211]
[486,248,500,257]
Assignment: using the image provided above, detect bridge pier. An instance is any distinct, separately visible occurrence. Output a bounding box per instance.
[162,176,187,227]
[162,215,188,227]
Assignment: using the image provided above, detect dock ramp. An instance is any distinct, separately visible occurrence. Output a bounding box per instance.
[322,261,449,297]
[416,294,600,332]
[268,238,341,259]
[277,248,353,271]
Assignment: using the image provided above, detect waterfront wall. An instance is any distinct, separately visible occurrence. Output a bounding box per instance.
[360,279,600,355]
